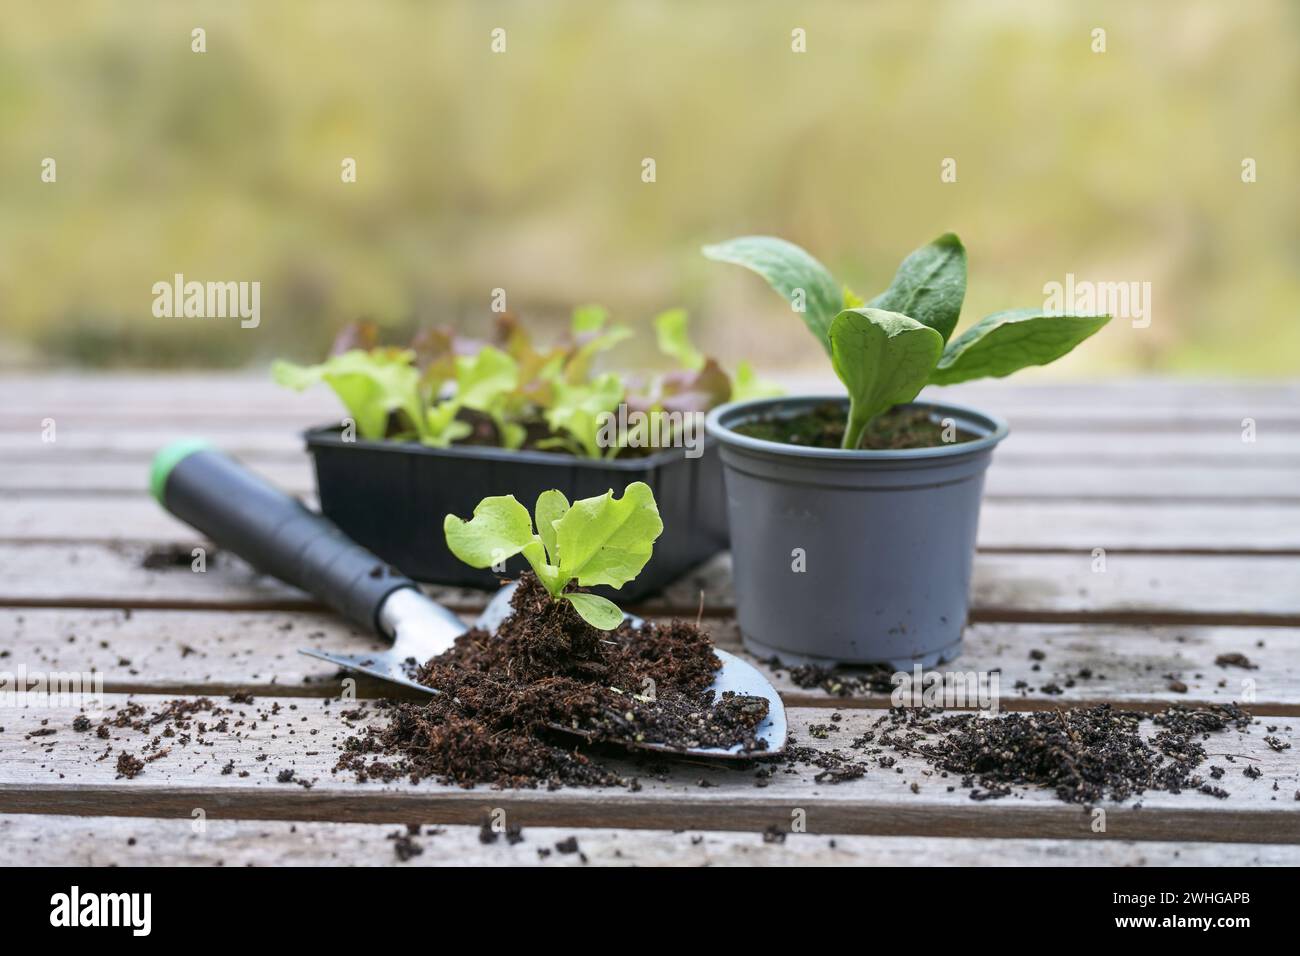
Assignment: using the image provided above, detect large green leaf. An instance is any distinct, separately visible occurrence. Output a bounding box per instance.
[443,495,562,593]
[702,236,842,355]
[867,233,966,342]
[829,309,944,450]
[928,309,1111,385]
[442,494,537,569]
[554,481,663,590]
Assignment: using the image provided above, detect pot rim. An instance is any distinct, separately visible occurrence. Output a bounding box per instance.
[303,423,715,470]
[705,394,1009,462]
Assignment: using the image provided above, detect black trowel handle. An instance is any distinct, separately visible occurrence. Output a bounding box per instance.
[150,441,417,633]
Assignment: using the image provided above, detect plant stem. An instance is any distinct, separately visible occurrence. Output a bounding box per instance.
[842,399,870,450]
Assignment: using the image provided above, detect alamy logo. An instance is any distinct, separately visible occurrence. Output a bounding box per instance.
[49,886,151,936]
[1043,273,1151,329]
[596,405,704,459]
[890,666,1000,712]
[152,274,261,328]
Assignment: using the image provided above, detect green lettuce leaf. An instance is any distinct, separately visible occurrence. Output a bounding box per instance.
[455,346,518,410]
[653,308,705,371]
[570,304,609,335]
[730,360,784,402]
[534,489,570,564]
[422,399,471,448]
[272,348,425,441]
[564,324,633,384]
[553,481,663,590]
[546,373,624,458]
[442,483,663,630]
[561,592,624,630]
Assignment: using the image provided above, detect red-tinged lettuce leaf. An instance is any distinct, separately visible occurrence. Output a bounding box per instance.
[329,319,380,356]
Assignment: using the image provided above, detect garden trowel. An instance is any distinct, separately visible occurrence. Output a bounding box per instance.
[150,441,787,758]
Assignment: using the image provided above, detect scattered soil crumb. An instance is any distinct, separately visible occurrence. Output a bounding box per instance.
[554,836,581,855]
[1215,653,1257,670]
[115,752,144,779]
[140,544,217,570]
[388,829,424,862]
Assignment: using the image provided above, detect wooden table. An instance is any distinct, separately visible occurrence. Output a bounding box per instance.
[2,374,1298,866]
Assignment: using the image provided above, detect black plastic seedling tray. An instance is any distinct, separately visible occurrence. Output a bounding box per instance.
[304,426,728,601]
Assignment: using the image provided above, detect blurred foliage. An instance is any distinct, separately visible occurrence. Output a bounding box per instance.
[0,0,1296,375]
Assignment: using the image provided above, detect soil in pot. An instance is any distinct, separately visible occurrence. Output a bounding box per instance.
[734,402,979,450]
[334,574,771,789]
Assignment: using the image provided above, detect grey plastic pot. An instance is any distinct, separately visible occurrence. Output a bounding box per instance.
[705,396,1008,669]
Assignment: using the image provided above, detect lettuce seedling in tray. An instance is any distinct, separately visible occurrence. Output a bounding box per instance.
[271,309,748,596]
[273,306,779,458]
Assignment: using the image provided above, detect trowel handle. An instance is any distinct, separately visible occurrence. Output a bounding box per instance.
[150,440,417,634]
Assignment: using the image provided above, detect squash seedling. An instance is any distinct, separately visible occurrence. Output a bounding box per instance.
[443,482,663,630]
[703,234,1111,450]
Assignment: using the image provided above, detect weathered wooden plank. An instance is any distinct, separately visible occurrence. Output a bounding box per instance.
[7,401,1299,431]
[0,462,315,495]
[3,814,1295,866]
[2,544,1298,625]
[2,608,1295,714]
[7,460,1298,503]
[983,464,1300,502]
[6,495,1299,553]
[1,696,1295,841]
[3,374,1295,408]
[4,427,1297,461]
[663,553,1300,625]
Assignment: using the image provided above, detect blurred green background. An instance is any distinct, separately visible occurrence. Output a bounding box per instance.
[1,0,1296,376]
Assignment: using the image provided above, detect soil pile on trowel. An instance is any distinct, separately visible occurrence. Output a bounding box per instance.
[334,574,770,789]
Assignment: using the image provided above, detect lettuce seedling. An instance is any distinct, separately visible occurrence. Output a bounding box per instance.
[443,482,664,629]
[563,305,634,384]
[703,234,1110,449]
[542,372,624,459]
[453,345,527,449]
[278,305,775,457]
[272,348,450,444]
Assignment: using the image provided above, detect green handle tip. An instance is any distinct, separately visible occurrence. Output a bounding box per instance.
[150,439,213,504]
